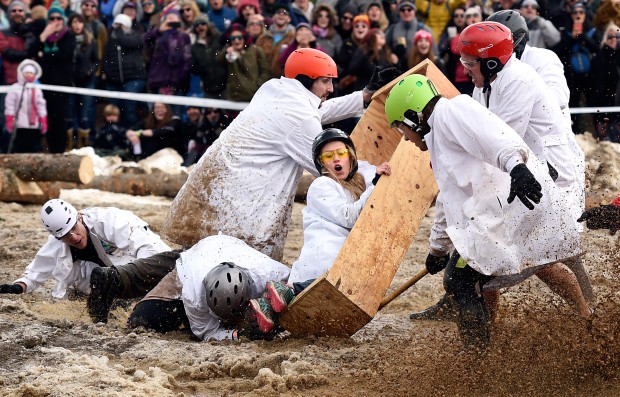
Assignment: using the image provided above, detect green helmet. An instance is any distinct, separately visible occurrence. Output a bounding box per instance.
[385,74,440,128]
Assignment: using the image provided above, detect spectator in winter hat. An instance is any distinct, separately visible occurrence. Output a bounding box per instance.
[113,0,144,24]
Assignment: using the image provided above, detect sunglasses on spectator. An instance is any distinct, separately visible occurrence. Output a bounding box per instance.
[248,21,263,26]
[182,7,193,12]
[319,148,350,163]
[465,13,479,18]
[400,7,414,12]
[453,13,464,18]
[206,108,220,114]
[572,10,585,15]
[49,16,64,21]
[341,15,353,21]
[275,9,289,15]
[82,3,96,7]
[229,34,244,41]
[607,33,620,39]
[11,8,24,12]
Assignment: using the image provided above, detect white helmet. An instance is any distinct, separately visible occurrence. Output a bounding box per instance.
[41,199,78,238]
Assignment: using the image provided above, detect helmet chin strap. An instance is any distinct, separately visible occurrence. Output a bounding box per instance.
[404,109,425,137]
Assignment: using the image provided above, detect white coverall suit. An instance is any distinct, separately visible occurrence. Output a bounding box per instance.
[15,207,171,299]
[162,77,365,261]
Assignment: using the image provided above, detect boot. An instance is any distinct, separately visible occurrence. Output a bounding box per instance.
[409,293,458,322]
[87,266,122,324]
[457,297,491,349]
[65,128,74,151]
[265,280,295,313]
[77,128,90,148]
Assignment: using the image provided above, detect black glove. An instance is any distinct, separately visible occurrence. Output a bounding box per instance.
[507,164,543,210]
[577,204,620,235]
[0,283,24,294]
[425,252,450,275]
[547,162,559,182]
[364,66,401,94]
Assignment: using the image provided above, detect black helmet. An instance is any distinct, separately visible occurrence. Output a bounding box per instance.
[311,128,358,179]
[203,262,252,320]
[486,10,529,59]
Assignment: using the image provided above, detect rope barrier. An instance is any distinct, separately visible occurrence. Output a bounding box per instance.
[0,83,617,115]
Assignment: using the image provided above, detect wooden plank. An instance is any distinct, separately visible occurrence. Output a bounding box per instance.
[279,276,372,337]
[324,140,437,317]
[351,60,461,165]
[279,60,459,337]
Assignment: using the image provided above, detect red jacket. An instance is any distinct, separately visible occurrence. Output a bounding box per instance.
[0,28,27,84]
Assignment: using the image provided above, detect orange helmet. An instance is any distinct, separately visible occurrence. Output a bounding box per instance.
[284,48,338,79]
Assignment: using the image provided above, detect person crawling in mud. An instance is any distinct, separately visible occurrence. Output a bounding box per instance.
[383,74,583,348]
[0,199,171,302]
[578,197,620,235]
[246,128,391,334]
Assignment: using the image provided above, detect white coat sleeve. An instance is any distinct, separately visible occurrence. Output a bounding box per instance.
[306,177,374,229]
[429,193,453,254]
[184,301,236,341]
[281,115,324,177]
[319,91,364,124]
[14,237,66,293]
[443,97,529,170]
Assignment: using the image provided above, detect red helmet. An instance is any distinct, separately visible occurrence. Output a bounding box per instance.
[457,21,513,65]
[284,48,338,79]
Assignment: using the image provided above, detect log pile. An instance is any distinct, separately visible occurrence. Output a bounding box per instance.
[0,153,316,204]
[0,154,93,204]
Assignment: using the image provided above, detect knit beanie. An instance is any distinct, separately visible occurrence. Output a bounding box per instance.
[48,1,67,21]
[413,29,433,46]
[237,0,260,16]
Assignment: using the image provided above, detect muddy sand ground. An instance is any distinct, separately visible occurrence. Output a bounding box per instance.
[1,135,620,396]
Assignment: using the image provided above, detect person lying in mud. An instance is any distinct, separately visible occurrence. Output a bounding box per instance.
[246,128,392,334]
[578,197,620,235]
[88,234,290,340]
[382,74,583,348]
[0,199,171,300]
[88,128,390,340]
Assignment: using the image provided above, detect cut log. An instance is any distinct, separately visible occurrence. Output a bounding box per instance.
[81,169,188,198]
[294,173,316,203]
[280,60,458,337]
[0,154,95,184]
[0,169,75,204]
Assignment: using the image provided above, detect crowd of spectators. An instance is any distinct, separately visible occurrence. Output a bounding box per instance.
[0,0,619,161]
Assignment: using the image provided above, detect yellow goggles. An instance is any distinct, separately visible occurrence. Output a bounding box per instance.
[319,148,350,163]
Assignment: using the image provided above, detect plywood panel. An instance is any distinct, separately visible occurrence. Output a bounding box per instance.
[279,276,372,337]
[351,60,461,165]
[279,61,459,337]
